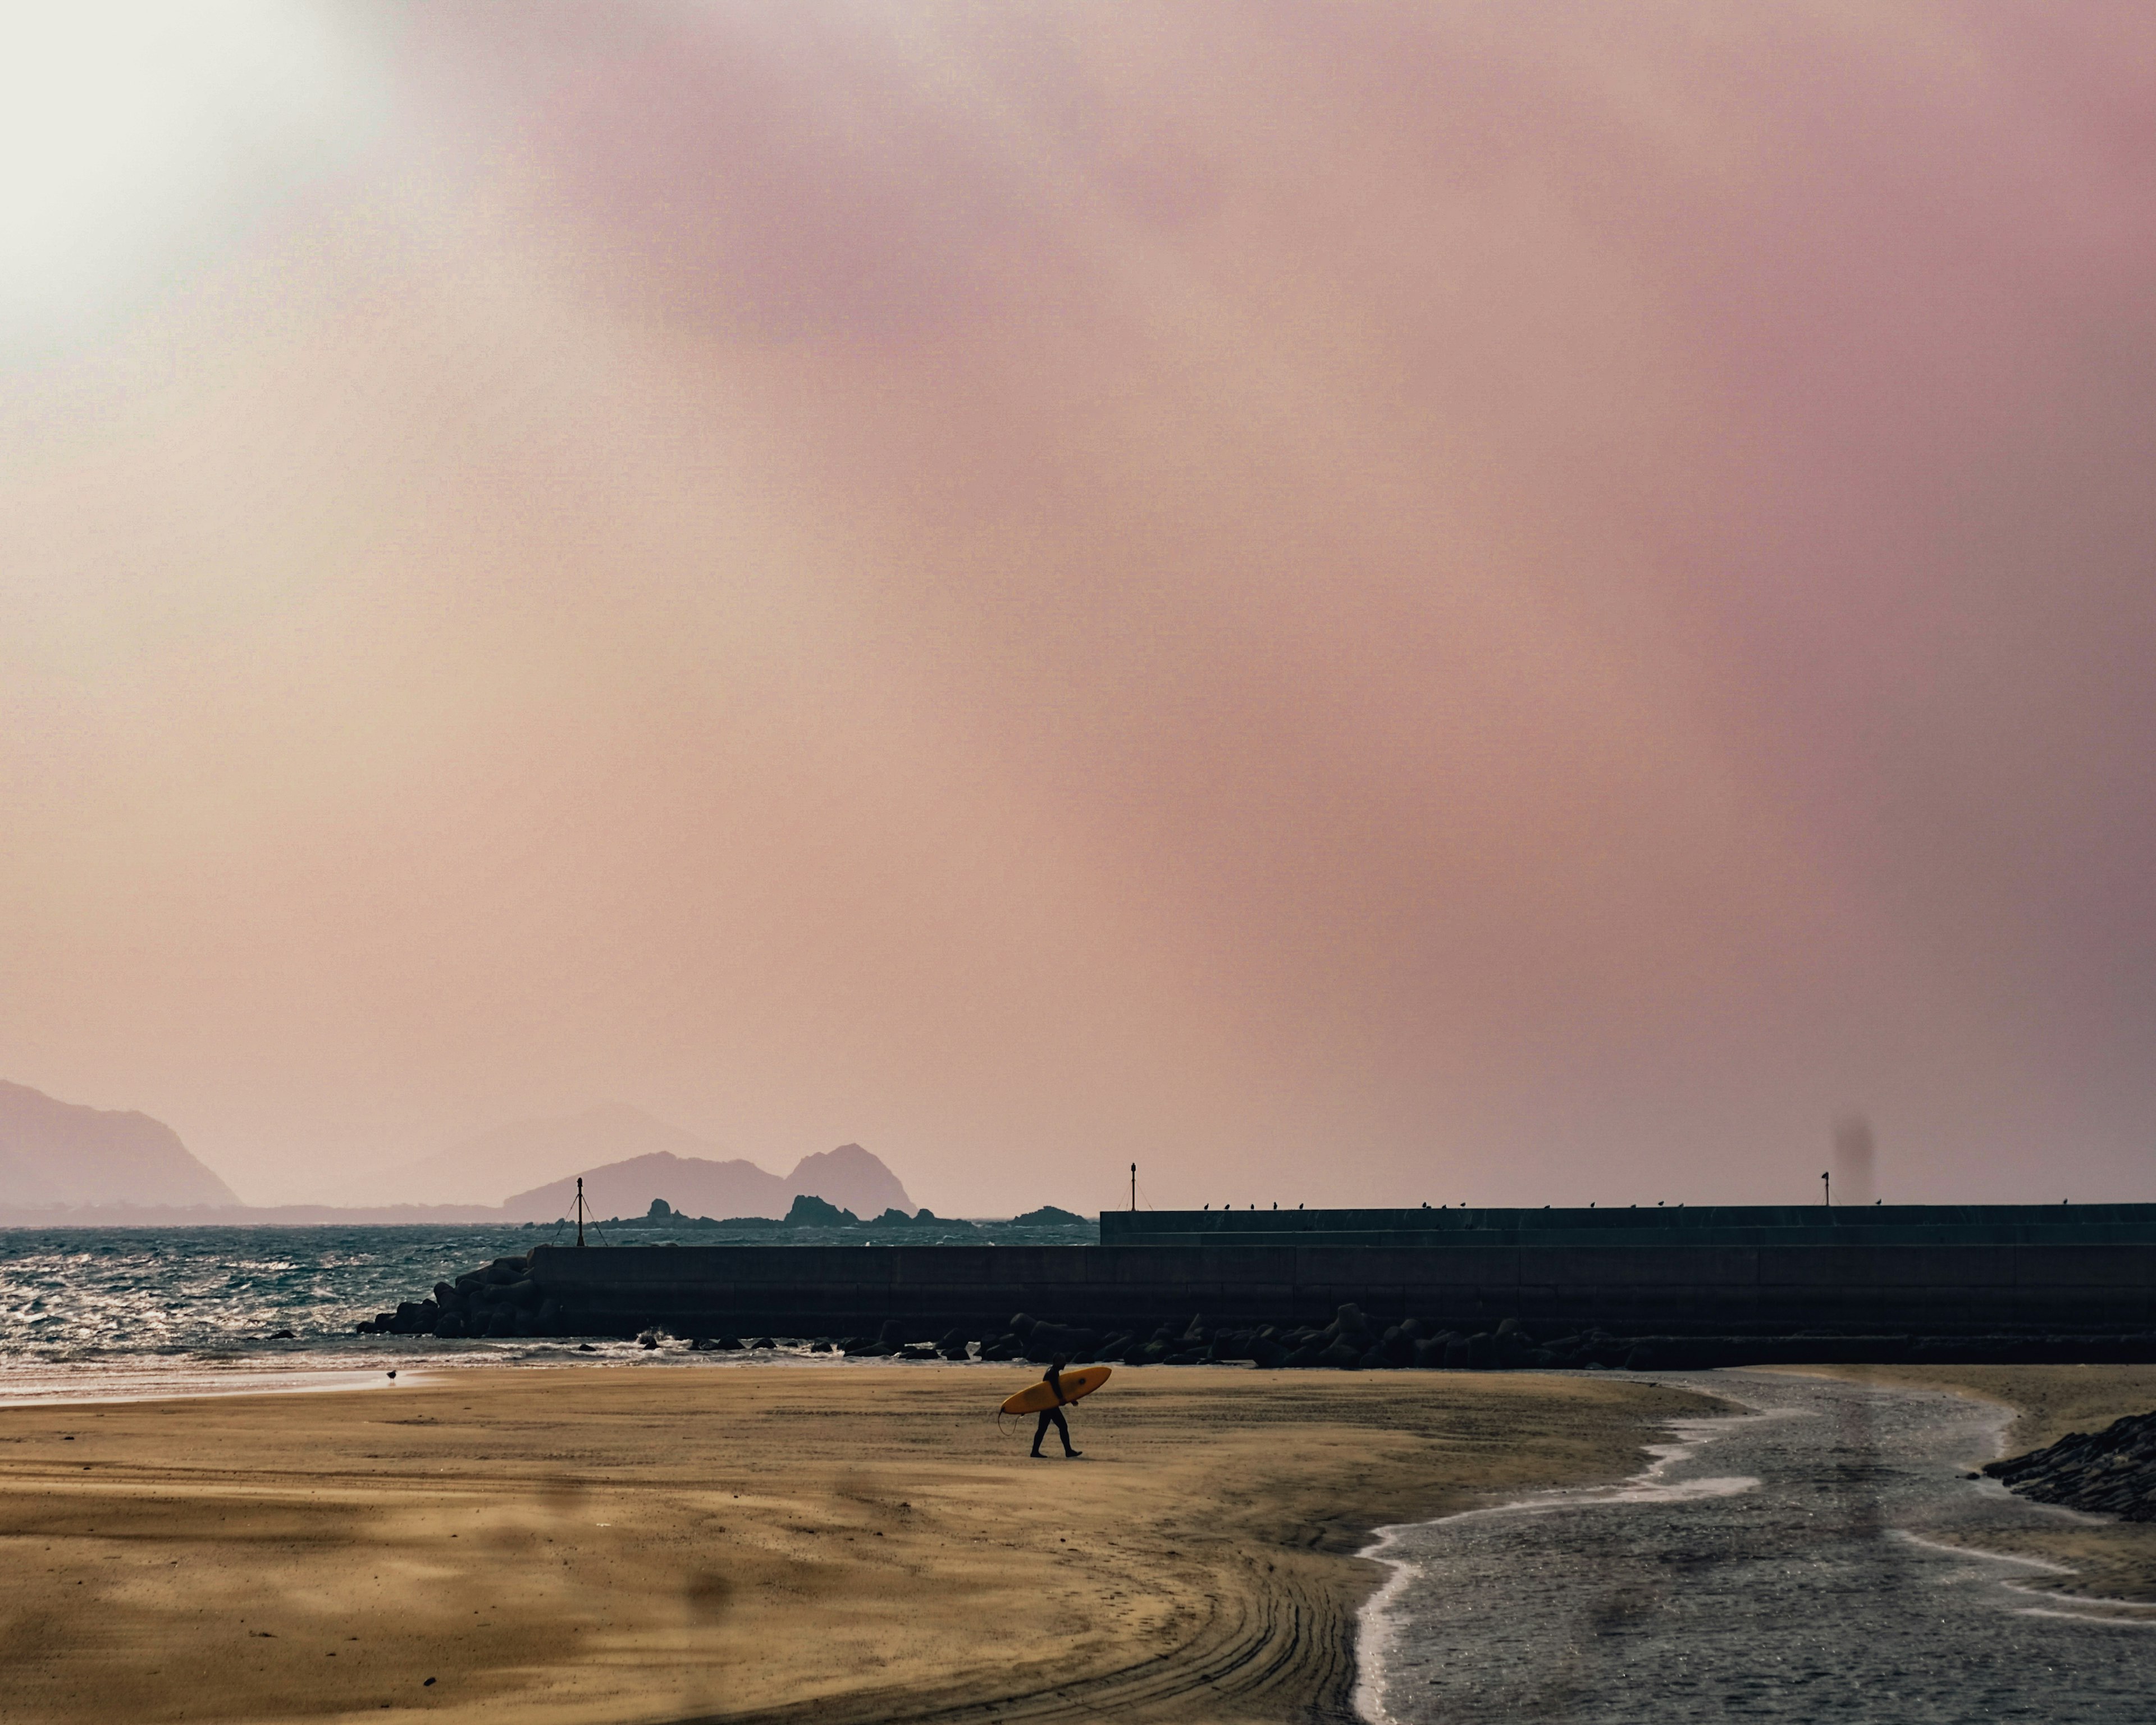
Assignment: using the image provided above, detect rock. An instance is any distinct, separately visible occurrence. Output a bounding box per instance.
[1321,1341,1362,1369]
[1444,1338,1474,1369]
[785,1193,860,1227]
[269,1328,296,1340]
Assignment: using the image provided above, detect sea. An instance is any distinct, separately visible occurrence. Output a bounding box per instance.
[0,1217,1094,1405]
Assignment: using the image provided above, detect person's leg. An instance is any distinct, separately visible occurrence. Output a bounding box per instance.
[1049,1407,1079,1457]
[1031,1409,1053,1456]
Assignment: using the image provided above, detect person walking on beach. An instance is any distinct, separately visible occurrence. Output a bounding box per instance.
[1031,1354,1083,1458]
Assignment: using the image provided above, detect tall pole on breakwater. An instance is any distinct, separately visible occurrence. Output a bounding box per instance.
[1131,1162,1137,1211]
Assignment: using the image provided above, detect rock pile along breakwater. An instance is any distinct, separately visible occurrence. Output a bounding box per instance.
[353,1258,2156,1373]
[1985,1407,2156,1520]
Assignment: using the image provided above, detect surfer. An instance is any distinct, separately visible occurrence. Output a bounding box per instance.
[1030,1355,1083,1459]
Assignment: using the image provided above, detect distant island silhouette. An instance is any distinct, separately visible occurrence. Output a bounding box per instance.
[0,1080,989,1227]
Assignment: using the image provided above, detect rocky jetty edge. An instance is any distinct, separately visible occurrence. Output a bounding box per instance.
[353,1263,2156,1372]
[1984,1407,2156,1521]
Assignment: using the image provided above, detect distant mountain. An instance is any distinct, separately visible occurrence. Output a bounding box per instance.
[788,1143,912,1217]
[0,1080,240,1210]
[502,1142,913,1224]
[355,1103,724,1207]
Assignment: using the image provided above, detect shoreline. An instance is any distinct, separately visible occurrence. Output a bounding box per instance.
[1774,1363,2156,1602]
[0,1363,1717,1725]
[1351,1394,1776,1723]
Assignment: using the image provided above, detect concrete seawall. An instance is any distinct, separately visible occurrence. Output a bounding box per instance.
[524,1238,2156,1339]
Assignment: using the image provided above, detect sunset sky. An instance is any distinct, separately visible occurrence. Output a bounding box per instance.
[4,2,2154,1212]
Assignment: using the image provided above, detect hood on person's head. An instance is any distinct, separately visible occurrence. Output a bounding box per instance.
[1052,1354,1070,1370]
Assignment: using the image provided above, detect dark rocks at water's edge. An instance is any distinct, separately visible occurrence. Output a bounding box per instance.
[356,1254,564,1340]
[356,1270,2156,1372]
[1984,1408,2156,1521]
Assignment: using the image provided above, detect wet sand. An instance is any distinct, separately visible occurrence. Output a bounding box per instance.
[1785,1364,2156,1602]
[0,1364,1713,1725]
[1356,1371,2156,1725]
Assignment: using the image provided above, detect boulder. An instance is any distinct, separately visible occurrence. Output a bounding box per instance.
[1443,1338,1473,1370]
[1321,1341,1362,1369]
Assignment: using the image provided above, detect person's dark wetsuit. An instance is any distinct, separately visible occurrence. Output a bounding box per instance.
[1031,1358,1082,1458]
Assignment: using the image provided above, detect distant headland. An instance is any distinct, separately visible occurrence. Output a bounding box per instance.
[0,1080,937,1228]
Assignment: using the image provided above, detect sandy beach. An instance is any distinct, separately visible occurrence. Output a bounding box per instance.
[0,1363,1714,1725]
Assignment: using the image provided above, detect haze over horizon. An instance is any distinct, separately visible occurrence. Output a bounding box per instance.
[5,3,2155,1215]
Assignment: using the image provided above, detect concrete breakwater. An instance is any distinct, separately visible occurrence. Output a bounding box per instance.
[355,1235,2156,1365]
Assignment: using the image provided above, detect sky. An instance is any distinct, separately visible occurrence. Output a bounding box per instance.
[3,2,2154,1213]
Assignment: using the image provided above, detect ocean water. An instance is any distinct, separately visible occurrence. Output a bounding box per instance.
[0,1221,1094,1404]
[0,1225,565,1402]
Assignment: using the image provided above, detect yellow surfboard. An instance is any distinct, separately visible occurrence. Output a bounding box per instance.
[1000,1365,1112,1415]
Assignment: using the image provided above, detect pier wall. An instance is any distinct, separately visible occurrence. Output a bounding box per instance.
[526,1239,2156,1338]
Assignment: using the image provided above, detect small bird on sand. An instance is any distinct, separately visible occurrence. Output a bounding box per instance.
[386,1370,397,1382]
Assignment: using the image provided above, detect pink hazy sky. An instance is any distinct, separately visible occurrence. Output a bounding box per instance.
[4,2,2154,1211]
